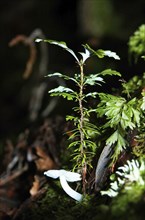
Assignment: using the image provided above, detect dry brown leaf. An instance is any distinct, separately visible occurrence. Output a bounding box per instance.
[29,175,40,196]
[35,146,56,171]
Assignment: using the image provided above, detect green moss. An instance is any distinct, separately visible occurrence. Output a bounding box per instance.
[17,184,109,220]
[110,185,145,220]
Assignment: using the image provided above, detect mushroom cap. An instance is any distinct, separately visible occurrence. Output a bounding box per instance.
[44,170,60,179]
[44,169,81,182]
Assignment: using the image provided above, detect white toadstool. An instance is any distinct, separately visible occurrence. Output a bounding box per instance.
[44,169,83,202]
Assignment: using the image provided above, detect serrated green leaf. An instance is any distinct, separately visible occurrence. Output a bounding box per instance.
[100,69,121,77]
[96,93,142,130]
[84,74,104,86]
[106,130,118,145]
[66,115,77,121]
[46,72,64,78]
[49,86,74,94]
[85,92,98,98]
[50,92,75,100]
[106,129,126,150]
[84,44,105,58]
[84,44,120,60]
[46,72,78,84]
[46,72,70,81]
[95,49,106,58]
[117,133,126,149]
[36,39,79,62]
[48,86,76,100]
[121,111,129,120]
[103,50,120,60]
[132,108,140,125]
[110,133,126,163]
[46,40,79,62]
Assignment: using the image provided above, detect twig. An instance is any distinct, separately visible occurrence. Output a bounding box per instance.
[9,35,37,79]
[0,164,28,187]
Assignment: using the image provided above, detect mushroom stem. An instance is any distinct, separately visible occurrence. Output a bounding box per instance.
[59,175,82,202]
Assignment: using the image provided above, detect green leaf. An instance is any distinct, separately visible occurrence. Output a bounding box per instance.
[68,131,80,140]
[100,69,121,77]
[97,93,141,130]
[97,93,126,127]
[106,130,119,145]
[46,72,78,84]
[68,141,81,148]
[84,44,120,60]
[103,50,120,60]
[84,140,97,151]
[116,133,126,149]
[50,92,75,100]
[141,98,145,110]
[84,74,104,86]
[132,108,140,125]
[85,92,98,98]
[94,49,106,58]
[66,115,78,121]
[36,39,79,62]
[49,86,74,94]
[106,130,126,163]
[48,86,76,100]
[46,72,64,78]
[79,48,91,63]
[84,44,104,58]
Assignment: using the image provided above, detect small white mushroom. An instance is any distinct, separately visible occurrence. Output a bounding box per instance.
[44,169,83,202]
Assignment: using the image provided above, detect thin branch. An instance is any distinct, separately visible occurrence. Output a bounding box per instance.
[9,35,37,79]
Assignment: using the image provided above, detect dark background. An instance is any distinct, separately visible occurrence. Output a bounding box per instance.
[0,0,145,140]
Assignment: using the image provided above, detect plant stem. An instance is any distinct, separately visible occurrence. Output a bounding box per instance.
[79,64,84,153]
[79,63,86,193]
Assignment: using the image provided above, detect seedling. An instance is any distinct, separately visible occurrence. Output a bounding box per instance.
[36,38,121,194]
